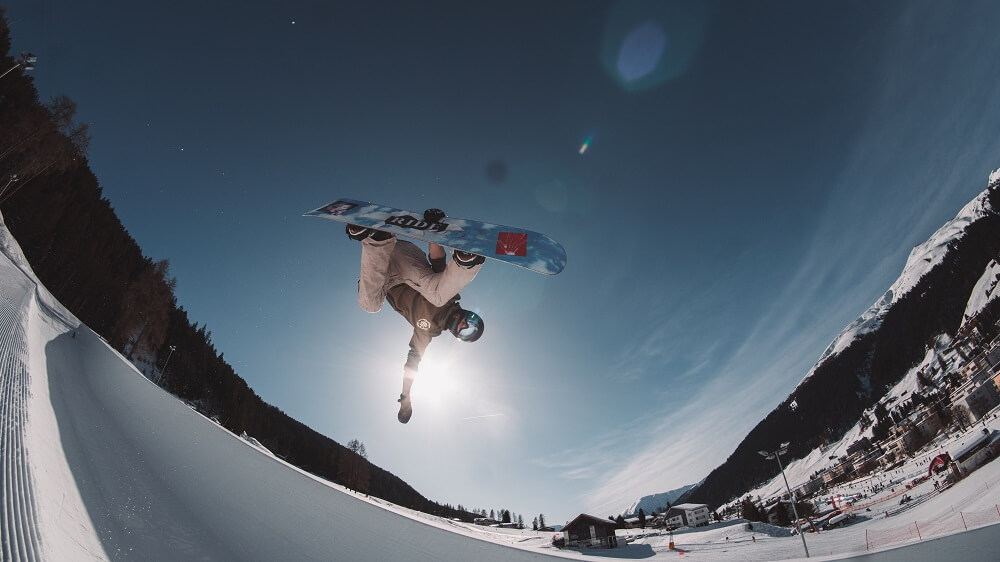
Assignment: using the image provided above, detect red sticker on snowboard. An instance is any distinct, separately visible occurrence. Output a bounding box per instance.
[496,232,527,256]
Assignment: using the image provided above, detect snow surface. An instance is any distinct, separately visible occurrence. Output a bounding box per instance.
[961,259,1000,328]
[1,213,999,560]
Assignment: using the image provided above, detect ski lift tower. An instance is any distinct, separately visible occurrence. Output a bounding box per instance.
[1,52,37,80]
[759,442,810,558]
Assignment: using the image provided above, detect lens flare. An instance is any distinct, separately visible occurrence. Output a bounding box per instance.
[616,20,667,82]
[460,413,505,421]
[600,0,709,92]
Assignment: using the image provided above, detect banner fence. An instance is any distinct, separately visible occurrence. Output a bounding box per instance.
[865,506,1000,550]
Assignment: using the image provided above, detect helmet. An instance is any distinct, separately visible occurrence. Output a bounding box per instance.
[447,309,485,342]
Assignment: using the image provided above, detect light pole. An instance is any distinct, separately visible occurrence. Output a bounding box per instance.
[158,345,176,384]
[759,442,810,558]
[1,52,37,80]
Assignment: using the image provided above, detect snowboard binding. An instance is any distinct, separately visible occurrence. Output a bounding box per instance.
[345,224,393,242]
[452,250,485,268]
[422,209,484,268]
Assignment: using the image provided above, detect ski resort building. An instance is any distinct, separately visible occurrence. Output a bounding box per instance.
[560,514,622,549]
[653,511,684,529]
[955,370,1000,420]
[664,503,711,528]
[951,429,1000,476]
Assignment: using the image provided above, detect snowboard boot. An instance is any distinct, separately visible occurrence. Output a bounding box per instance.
[452,250,485,268]
[346,224,371,241]
[397,394,412,424]
[346,224,394,242]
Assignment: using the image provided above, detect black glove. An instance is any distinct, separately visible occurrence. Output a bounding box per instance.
[424,208,446,223]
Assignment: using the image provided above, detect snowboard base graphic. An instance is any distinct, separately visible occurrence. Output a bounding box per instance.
[304,199,566,275]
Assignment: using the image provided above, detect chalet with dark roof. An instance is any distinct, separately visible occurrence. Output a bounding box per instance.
[560,514,622,549]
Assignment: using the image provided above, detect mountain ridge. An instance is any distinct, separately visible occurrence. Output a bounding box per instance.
[621,484,698,518]
[678,172,1000,509]
[810,186,995,378]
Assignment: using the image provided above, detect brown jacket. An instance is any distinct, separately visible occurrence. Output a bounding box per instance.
[385,283,461,371]
[357,238,480,372]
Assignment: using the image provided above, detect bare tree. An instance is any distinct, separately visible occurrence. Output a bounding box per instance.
[952,403,974,429]
[347,438,367,459]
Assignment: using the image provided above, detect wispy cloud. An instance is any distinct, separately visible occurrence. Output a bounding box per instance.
[581,3,1000,517]
[531,415,658,483]
[583,315,827,515]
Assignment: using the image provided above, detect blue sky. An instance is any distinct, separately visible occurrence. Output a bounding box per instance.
[7,0,1000,523]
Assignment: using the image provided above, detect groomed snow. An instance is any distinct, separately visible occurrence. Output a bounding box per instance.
[1,214,998,561]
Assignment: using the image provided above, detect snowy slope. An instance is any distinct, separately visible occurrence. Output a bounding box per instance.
[739,335,953,507]
[803,179,995,386]
[961,259,1000,328]
[621,484,697,517]
[728,173,1000,509]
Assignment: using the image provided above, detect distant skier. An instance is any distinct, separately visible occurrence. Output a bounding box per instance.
[346,209,485,423]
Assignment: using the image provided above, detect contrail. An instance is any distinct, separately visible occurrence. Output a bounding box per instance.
[460,413,505,421]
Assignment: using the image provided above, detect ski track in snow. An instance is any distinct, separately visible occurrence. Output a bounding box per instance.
[0,266,42,562]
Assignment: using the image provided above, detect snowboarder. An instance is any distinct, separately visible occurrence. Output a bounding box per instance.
[346,209,486,423]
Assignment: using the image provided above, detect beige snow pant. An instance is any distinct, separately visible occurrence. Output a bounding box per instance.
[357,237,480,313]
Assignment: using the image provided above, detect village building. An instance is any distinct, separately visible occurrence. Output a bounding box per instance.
[851,450,883,477]
[914,409,946,440]
[951,429,1000,476]
[954,368,1000,420]
[796,475,825,497]
[560,514,622,549]
[821,463,846,486]
[665,503,711,528]
[650,511,684,529]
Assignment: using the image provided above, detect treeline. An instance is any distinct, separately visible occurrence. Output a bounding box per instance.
[685,180,1000,508]
[0,10,474,522]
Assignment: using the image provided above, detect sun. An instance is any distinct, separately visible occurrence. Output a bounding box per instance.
[409,351,462,410]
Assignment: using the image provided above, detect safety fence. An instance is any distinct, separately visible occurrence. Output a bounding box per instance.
[865,506,1000,550]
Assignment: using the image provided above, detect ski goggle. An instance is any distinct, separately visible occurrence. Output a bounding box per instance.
[455,312,484,342]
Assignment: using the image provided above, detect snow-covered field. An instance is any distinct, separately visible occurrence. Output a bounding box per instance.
[621,447,1000,561]
[1,214,998,560]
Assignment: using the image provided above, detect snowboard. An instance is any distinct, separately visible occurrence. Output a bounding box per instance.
[304,199,566,275]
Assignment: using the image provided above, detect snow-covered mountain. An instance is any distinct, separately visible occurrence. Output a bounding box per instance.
[621,484,698,517]
[804,172,999,386]
[687,170,1000,509]
[962,259,1000,329]
[622,171,1000,518]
